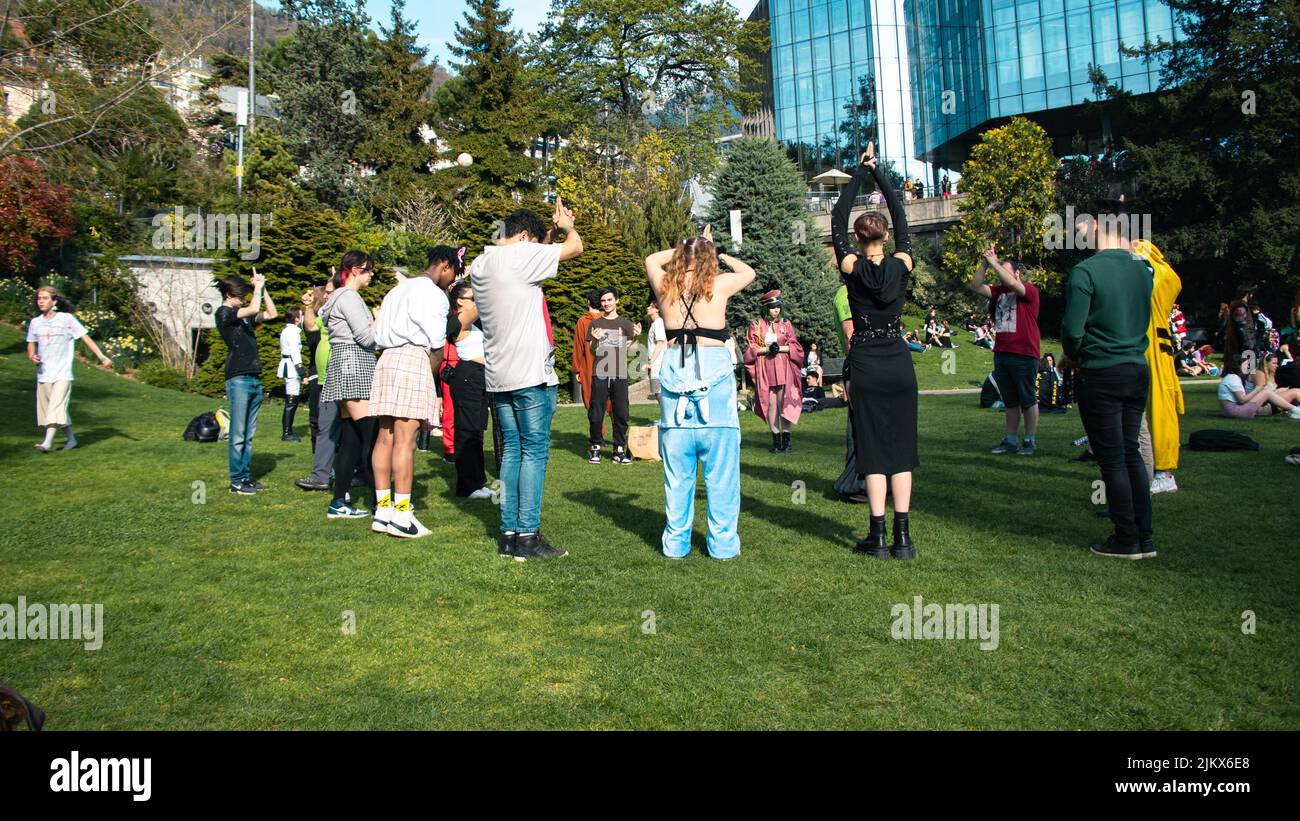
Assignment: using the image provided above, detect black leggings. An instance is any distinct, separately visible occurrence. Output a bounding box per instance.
[332,414,377,501]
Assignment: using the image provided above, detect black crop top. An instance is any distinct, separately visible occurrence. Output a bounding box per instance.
[664,294,730,365]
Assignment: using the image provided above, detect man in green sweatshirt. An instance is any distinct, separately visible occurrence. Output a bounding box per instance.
[1060,201,1155,560]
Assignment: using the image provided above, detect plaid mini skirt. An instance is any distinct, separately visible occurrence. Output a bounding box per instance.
[369,344,436,423]
[321,342,377,403]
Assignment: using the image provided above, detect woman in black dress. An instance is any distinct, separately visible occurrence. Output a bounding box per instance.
[831,142,919,560]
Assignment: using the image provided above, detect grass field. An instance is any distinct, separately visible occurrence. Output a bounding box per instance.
[2,323,1297,730]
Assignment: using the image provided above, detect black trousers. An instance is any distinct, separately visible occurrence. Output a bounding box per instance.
[1076,363,1152,544]
[588,376,629,448]
[308,381,321,451]
[332,415,377,502]
[450,361,488,496]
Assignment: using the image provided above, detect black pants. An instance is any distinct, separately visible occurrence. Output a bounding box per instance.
[450,361,488,496]
[588,376,629,448]
[308,381,321,451]
[1076,363,1152,544]
[332,414,377,502]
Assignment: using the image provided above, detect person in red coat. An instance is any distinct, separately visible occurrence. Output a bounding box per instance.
[744,289,805,452]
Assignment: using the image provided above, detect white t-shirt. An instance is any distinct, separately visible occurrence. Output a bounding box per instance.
[469,242,562,393]
[27,313,87,383]
[647,318,666,378]
[1218,373,1247,402]
[455,326,485,361]
[373,276,449,351]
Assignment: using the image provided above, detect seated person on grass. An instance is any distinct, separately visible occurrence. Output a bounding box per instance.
[1218,354,1300,419]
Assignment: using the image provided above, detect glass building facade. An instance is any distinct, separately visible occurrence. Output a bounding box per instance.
[909,0,1186,168]
[753,0,1187,181]
[766,0,930,180]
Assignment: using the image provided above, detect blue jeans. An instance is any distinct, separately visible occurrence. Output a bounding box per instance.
[492,385,556,534]
[226,376,263,484]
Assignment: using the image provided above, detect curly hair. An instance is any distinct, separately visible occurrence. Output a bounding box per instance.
[660,236,719,307]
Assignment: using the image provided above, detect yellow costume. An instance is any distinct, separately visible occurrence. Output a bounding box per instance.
[1132,240,1184,471]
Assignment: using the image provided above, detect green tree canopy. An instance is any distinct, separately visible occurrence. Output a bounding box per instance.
[942,117,1058,288]
[705,137,839,353]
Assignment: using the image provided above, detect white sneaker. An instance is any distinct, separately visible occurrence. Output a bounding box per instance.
[1150,473,1179,494]
[1289,407,1300,419]
[387,512,431,539]
[468,487,494,500]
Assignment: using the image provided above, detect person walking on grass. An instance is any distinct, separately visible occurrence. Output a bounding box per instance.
[1060,200,1156,560]
[215,270,278,494]
[470,199,584,562]
[970,245,1041,455]
[278,307,305,442]
[368,246,458,538]
[27,285,113,453]
[319,251,378,521]
[587,286,639,465]
[646,224,756,560]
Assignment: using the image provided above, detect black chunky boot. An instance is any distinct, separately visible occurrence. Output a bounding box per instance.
[781,431,792,452]
[891,513,916,560]
[853,515,889,559]
[770,433,781,453]
[281,396,302,442]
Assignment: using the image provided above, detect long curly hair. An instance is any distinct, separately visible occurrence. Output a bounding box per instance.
[660,236,719,307]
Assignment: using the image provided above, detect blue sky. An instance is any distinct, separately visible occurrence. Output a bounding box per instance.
[355,0,757,68]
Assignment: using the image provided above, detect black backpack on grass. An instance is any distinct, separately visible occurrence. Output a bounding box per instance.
[1188,430,1260,452]
[184,412,221,443]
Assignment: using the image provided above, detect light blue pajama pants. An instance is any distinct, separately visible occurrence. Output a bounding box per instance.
[657,345,741,560]
[659,426,741,559]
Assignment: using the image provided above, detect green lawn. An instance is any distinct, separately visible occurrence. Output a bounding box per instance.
[2,323,1296,729]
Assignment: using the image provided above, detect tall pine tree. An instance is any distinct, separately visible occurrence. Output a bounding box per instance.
[435,0,540,198]
[355,0,441,218]
[706,137,839,353]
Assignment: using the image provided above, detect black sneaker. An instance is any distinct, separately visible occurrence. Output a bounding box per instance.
[1070,450,1096,463]
[613,448,632,465]
[294,477,331,491]
[1089,535,1148,560]
[588,445,601,464]
[514,533,568,560]
[281,433,302,442]
[246,480,267,491]
[230,481,257,495]
[1138,538,1157,559]
[498,532,524,562]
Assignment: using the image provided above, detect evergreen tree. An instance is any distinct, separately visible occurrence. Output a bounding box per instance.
[705,137,839,353]
[355,0,441,218]
[274,0,380,209]
[436,0,540,198]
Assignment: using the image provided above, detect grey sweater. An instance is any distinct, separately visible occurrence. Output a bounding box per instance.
[320,288,375,349]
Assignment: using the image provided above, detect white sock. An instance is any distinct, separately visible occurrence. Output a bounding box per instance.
[41,427,56,448]
[392,493,411,526]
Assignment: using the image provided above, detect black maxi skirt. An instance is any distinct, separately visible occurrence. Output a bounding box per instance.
[848,339,919,476]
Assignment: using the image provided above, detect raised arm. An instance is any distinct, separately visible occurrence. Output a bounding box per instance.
[645,248,675,291]
[984,246,1026,296]
[969,255,993,299]
[717,252,757,297]
[871,158,912,267]
[832,163,871,272]
[552,198,584,262]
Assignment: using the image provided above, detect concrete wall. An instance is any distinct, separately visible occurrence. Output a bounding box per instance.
[119,256,219,355]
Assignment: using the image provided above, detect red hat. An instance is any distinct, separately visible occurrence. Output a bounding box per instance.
[760,289,782,307]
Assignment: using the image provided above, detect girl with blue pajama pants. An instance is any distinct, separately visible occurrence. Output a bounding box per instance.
[658,344,741,559]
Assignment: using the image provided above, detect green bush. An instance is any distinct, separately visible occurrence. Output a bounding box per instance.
[0,278,34,324]
[135,358,192,392]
